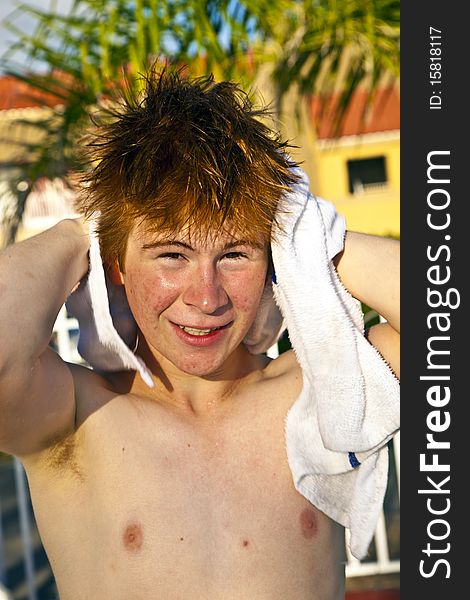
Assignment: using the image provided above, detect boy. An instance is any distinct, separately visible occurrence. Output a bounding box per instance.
[0,69,399,599]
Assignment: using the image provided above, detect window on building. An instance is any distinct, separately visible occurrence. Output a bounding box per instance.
[347,156,388,195]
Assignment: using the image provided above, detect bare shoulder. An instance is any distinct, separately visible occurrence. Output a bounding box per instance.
[265,348,300,377]
[67,362,118,426]
[22,363,117,475]
[262,349,303,399]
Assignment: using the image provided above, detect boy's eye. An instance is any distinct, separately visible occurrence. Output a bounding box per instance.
[159,252,184,260]
[223,252,247,260]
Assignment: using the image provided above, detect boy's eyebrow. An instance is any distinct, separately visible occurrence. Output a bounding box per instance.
[223,240,267,251]
[142,239,266,251]
[142,240,193,250]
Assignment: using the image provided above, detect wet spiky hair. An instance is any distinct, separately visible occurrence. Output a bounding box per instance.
[77,67,299,266]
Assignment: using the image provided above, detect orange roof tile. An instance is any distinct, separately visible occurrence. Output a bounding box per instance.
[0,75,63,110]
[309,85,400,139]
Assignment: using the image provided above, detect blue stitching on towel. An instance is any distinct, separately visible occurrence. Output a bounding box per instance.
[348,452,361,468]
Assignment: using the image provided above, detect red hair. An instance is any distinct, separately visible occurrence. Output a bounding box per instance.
[77,67,299,266]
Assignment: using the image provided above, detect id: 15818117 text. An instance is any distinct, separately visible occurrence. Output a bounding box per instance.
[429,27,443,110]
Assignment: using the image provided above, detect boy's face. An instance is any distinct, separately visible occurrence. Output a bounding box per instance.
[118,222,269,377]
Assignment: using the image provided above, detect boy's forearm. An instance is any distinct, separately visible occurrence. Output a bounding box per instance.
[0,219,90,364]
[334,231,400,332]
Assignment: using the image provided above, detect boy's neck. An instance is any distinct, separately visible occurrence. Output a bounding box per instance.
[126,338,268,417]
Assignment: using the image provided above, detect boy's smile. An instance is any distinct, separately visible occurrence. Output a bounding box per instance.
[116,223,269,378]
[171,320,233,346]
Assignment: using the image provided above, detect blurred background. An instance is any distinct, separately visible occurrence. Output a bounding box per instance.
[0,1,400,599]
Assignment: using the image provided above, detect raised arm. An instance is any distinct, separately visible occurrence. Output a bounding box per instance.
[334,231,400,378]
[0,219,89,457]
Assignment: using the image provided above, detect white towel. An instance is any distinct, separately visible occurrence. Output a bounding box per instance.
[65,167,399,559]
[271,169,399,559]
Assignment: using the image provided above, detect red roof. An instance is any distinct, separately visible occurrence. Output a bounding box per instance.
[0,75,63,110]
[309,85,400,139]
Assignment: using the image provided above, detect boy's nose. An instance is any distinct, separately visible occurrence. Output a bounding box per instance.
[182,268,229,314]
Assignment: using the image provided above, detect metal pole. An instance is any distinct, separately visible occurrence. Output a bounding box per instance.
[393,431,400,500]
[13,459,37,600]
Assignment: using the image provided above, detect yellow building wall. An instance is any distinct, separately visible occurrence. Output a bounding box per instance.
[313,132,400,237]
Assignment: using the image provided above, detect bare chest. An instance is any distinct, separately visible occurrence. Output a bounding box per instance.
[83,395,326,549]
[29,388,345,599]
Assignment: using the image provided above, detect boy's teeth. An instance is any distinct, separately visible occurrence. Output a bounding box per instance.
[180,326,219,336]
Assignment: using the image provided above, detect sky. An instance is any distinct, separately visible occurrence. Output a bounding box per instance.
[0,0,74,72]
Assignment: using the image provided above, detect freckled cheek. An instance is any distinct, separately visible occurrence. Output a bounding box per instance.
[225,272,266,317]
[124,271,181,322]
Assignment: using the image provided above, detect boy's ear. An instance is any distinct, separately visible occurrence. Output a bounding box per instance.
[107,260,125,285]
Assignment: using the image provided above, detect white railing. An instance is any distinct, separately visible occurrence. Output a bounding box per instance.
[346,434,400,577]
[0,307,400,598]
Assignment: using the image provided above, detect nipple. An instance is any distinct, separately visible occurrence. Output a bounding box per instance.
[123,522,144,552]
[299,509,318,539]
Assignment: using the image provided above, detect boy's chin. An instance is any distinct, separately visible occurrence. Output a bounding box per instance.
[165,347,246,379]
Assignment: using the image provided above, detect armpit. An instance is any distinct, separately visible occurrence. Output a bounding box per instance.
[40,431,85,481]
